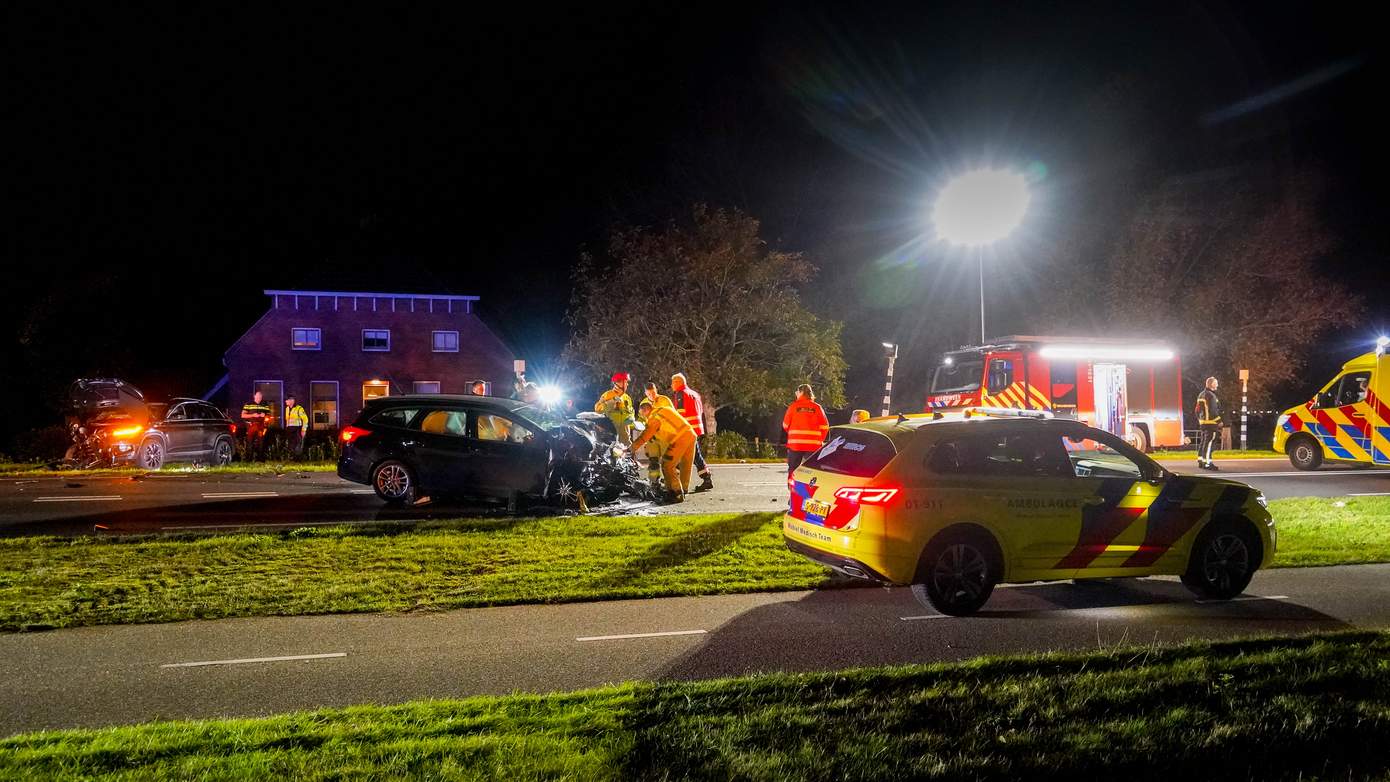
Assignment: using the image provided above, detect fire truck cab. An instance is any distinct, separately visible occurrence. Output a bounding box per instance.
[1273,338,1390,470]
[925,336,1184,452]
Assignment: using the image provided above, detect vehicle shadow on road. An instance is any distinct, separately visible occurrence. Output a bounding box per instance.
[652,580,1352,683]
[590,513,775,589]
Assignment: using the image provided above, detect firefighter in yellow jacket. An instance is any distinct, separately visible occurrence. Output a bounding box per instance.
[631,399,697,503]
[637,382,674,487]
[595,372,636,446]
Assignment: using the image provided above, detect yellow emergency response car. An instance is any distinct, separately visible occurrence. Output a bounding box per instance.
[1273,340,1390,470]
[784,411,1275,615]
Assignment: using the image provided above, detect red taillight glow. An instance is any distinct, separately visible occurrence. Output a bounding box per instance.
[340,425,369,444]
[833,486,900,505]
[110,425,144,439]
[229,423,237,434]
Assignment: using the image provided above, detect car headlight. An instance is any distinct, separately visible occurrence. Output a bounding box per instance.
[1276,414,1290,431]
[1255,491,1268,509]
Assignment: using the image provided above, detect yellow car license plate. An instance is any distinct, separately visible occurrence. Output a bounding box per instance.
[804,498,832,518]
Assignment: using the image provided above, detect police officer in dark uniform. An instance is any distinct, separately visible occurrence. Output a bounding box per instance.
[1195,376,1222,470]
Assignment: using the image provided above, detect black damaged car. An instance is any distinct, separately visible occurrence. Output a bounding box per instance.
[337,395,647,507]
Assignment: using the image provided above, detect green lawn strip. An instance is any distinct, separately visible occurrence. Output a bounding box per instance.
[1269,496,1390,567]
[1150,449,1284,461]
[4,631,1389,780]
[0,513,831,631]
[2,497,1387,632]
[0,462,337,478]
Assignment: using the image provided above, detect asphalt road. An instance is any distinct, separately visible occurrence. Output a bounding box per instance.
[2,563,1386,735]
[1,459,1387,536]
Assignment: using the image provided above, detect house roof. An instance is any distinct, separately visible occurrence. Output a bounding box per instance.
[264,289,479,301]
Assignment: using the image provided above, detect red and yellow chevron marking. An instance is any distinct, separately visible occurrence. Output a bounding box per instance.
[1053,478,1223,570]
[980,382,1052,410]
[1281,401,1378,462]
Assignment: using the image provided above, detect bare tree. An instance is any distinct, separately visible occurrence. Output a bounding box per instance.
[565,205,847,433]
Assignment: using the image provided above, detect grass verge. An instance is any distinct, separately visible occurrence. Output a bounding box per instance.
[0,462,338,478]
[2,496,1388,631]
[1150,449,1283,461]
[3,631,1389,780]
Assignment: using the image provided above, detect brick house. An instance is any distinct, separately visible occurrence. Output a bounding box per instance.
[219,290,515,432]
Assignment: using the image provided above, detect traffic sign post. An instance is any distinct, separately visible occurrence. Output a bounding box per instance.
[1238,368,1250,451]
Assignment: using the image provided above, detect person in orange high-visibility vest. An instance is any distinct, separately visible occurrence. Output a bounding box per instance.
[783,383,829,475]
[670,373,714,492]
[631,400,698,503]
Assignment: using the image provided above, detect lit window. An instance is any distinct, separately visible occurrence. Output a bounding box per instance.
[432,331,460,352]
[413,381,441,394]
[292,328,321,350]
[362,329,390,352]
[363,381,390,405]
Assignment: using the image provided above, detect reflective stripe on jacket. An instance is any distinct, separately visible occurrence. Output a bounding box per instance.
[631,405,696,452]
[783,400,829,452]
[672,387,705,435]
[1196,389,1222,425]
[285,405,308,428]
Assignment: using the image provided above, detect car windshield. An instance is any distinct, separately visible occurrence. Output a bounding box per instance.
[802,428,898,478]
[1063,427,1160,480]
[515,403,572,432]
[931,355,984,394]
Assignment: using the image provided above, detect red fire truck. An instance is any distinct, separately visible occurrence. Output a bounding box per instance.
[924,335,1185,452]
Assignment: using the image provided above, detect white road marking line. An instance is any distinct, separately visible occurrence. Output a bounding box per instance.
[161,652,347,669]
[200,491,280,498]
[576,629,707,642]
[1195,594,1289,605]
[1349,492,1390,496]
[33,496,123,503]
[900,614,951,621]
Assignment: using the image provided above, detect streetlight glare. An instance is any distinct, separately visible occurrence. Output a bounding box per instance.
[932,169,1030,246]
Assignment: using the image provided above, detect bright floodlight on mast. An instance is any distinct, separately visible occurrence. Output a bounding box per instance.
[931,168,1030,344]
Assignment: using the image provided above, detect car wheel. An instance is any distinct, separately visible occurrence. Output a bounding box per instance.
[545,470,585,509]
[137,438,166,470]
[1287,435,1323,471]
[910,529,999,616]
[212,437,234,466]
[1130,425,1149,454]
[372,460,417,505]
[1181,520,1258,600]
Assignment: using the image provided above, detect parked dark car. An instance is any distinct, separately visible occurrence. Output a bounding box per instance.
[63,380,237,469]
[134,398,238,469]
[338,395,647,506]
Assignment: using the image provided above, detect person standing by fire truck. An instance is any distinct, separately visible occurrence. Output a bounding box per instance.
[783,384,829,475]
[240,390,272,460]
[1195,376,1223,471]
[670,373,714,492]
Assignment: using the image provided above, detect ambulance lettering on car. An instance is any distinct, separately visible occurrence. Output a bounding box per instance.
[783,409,1275,617]
[1273,339,1390,470]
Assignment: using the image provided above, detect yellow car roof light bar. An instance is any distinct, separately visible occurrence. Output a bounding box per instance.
[961,406,1054,420]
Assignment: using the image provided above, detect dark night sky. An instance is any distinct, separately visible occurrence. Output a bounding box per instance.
[5,2,1387,441]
